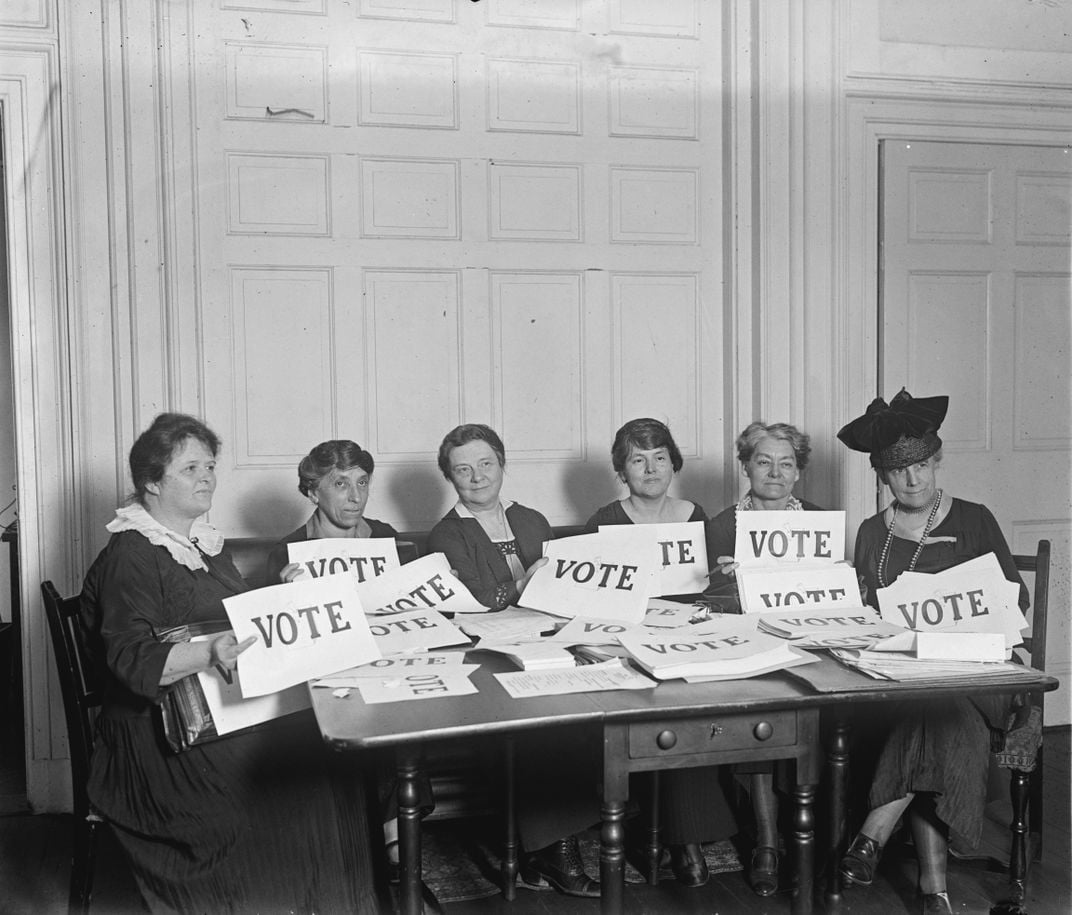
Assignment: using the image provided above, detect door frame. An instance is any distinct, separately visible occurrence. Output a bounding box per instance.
[840,91,1072,537]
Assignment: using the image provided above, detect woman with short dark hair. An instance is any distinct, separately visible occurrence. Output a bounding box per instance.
[265,439,398,585]
[81,413,383,914]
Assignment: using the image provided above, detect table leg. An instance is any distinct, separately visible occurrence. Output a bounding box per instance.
[642,770,660,885]
[600,770,629,915]
[397,748,423,915]
[826,713,850,909]
[502,737,518,900]
[791,781,816,915]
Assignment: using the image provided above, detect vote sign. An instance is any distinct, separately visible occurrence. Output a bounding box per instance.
[357,552,486,615]
[598,521,709,596]
[225,573,380,697]
[287,536,400,583]
[736,564,863,614]
[734,510,846,569]
[521,531,658,625]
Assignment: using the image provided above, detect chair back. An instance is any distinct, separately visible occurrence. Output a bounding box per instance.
[1012,540,1050,674]
[41,581,102,818]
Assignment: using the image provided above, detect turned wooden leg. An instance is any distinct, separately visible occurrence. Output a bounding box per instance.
[643,770,661,885]
[826,713,850,909]
[792,781,816,915]
[396,749,423,915]
[502,737,518,900]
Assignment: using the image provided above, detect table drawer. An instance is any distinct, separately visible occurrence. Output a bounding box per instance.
[628,709,798,759]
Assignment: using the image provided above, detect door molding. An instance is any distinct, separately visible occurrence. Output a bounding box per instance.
[839,89,1072,538]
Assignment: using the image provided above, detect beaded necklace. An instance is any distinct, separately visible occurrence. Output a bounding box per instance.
[877,489,944,588]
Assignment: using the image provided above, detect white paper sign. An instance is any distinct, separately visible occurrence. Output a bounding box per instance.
[521,531,658,625]
[736,564,863,613]
[494,658,656,698]
[357,552,487,615]
[193,635,311,734]
[550,616,638,646]
[643,599,711,629]
[312,651,468,685]
[287,537,400,583]
[734,511,846,569]
[226,575,380,697]
[875,552,1028,650]
[367,607,470,655]
[598,521,709,595]
[357,669,479,704]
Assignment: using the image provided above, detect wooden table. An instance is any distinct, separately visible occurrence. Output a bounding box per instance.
[310,652,1057,915]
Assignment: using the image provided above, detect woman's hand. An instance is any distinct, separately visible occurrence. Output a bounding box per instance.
[278,562,305,583]
[516,557,549,595]
[712,554,739,579]
[208,632,258,671]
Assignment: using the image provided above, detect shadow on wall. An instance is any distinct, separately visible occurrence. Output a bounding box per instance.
[382,463,453,531]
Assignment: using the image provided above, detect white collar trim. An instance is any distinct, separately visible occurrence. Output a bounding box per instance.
[106,504,224,571]
[454,499,513,519]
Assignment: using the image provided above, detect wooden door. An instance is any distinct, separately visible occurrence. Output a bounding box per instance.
[881,139,1071,722]
[186,0,725,537]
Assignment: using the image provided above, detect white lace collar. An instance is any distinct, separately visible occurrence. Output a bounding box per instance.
[737,492,803,512]
[106,503,224,572]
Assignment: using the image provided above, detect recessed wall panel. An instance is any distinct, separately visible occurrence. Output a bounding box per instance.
[613,274,699,456]
[222,0,326,13]
[358,0,455,22]
[609,0,698,38]
[1014,274,1072,450]
[226,153,330,235]
[907,168,991,243]
[609,67,698,139]
[225,43,327,122]
[366,271,461,457]
[231,268,334,461]
[360,158,460,238]
[358,50,458,128]
[491,273,583,458]
[610,167,698,244]
[905,272,990,449]
[487,0,579,31]
[487,58,581,134]
[1016,174,1072,245]
[488,163,582,241]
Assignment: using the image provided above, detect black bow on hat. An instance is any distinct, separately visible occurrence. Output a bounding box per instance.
[837,388,948,455]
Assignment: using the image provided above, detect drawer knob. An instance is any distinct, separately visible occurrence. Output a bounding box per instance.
[753,721,774,741]
[656,729,678,750]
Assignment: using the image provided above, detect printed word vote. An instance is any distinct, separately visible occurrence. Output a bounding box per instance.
[251,600,351,648]
[748,529,833,560]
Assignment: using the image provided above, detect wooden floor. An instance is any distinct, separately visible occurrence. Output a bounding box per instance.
[1,718,1068,915]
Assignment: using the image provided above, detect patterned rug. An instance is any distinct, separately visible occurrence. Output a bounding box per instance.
[421,820,742,904]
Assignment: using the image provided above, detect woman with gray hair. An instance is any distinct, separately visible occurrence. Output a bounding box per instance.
[704,419,821,897]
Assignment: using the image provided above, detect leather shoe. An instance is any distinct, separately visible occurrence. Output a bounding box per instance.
[839,833,883,887]
[668,843,709,887]
[749,845,778,897]
[921,891,953,914]
[520,836,600,898]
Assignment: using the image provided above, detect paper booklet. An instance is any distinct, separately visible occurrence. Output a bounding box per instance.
[617,616,814,681]
[756,606,906,648]
[494,659,656,698]
[479,641,578,671]
[456,607,562,643]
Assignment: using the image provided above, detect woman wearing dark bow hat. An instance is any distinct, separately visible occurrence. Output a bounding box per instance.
[836,389,1030,915]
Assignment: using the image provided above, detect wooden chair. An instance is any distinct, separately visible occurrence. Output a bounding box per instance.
[991,539,1051,914]
[41,580,106,915]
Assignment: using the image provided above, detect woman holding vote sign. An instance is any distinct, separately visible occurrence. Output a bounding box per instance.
[265,439,399,585]
[429,423,602,898]
[702,420,820,897]
[837,390,1029,915]
[584,418,735,889]
[80,414,383,914]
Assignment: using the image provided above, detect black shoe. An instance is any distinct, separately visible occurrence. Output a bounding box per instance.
[921,891,953,914]
[839,833,883,887]
[668,843,709,888]
[749,845,778,897]
[520,836,601,898]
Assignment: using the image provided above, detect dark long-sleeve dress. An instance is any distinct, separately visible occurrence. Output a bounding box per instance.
[81,529,383,914]
[854,498,1029,848]
[583,498,738,846]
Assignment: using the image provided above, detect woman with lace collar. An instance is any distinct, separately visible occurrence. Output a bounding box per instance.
[80,413,383,914]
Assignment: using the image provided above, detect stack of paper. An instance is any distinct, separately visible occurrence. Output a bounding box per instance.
[617,616,816,682]
[756,606,906,649]
[829,647,1030,684]
[479,640,578,670]
[456,607,562,643]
